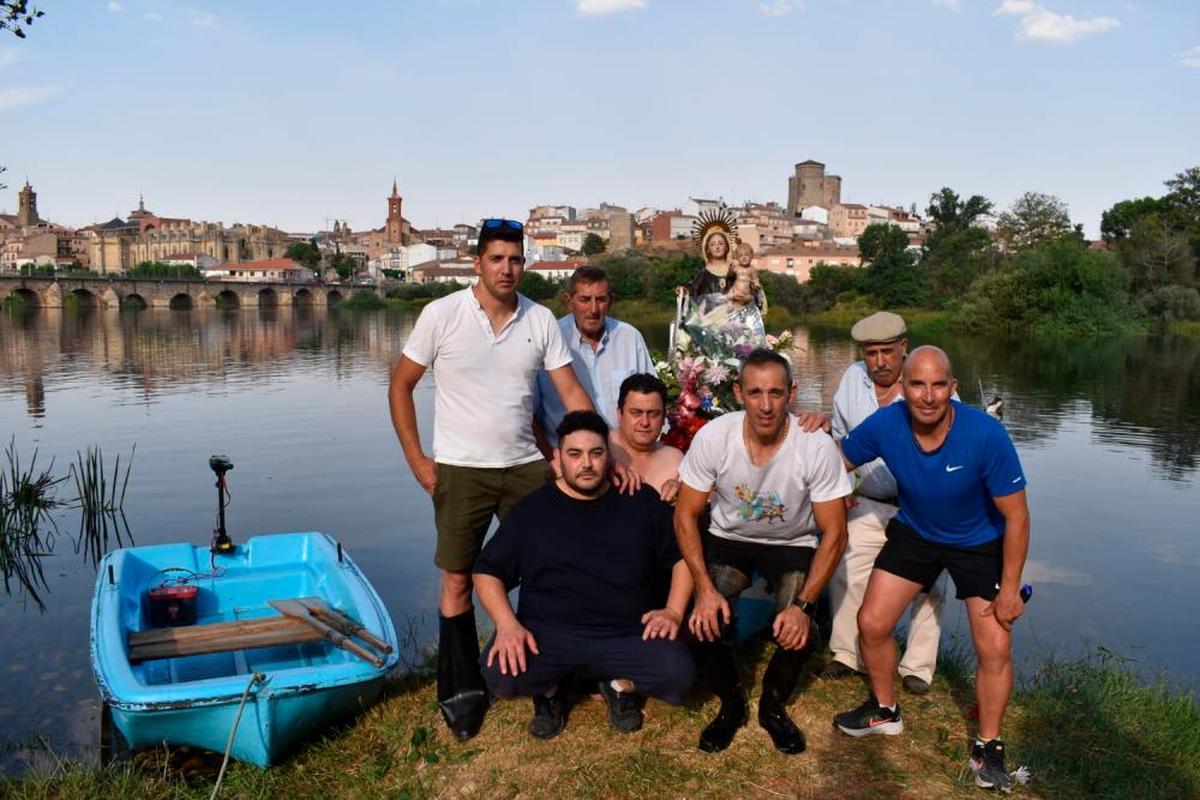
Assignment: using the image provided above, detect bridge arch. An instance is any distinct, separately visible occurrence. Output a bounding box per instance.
[169,293,194,310]
[121,293,148,310]
[326,289,344,306]
[257,287,278,307]
[215,289,240,309]
[6,287,41,308]
[293,287,313,307]
[68,288,98,308]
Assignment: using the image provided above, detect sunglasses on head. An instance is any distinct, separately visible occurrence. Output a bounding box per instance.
[481,218,523,232]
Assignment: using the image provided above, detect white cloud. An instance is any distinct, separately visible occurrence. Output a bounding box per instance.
[0,85,63,112]
[760,0,801,16]
[144,11,164,22]
[933,0,962,11]
[190,10,217,27]
[108,1,125,12]
[993,1,1119,43]
[1176,45,1200,69]
[994,0,1036,13]
[575,0,645,15]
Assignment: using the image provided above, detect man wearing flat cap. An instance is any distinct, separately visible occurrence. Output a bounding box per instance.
[820,311,947,695]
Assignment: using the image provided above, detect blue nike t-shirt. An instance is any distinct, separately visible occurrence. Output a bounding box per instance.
[841,400,1026,547]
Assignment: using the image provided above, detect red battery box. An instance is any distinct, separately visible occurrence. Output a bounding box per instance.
[147,583,198,627]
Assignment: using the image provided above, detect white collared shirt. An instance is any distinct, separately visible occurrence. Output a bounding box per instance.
[831,361,902,500]
[536,315,653,446]
[402,288,572,468]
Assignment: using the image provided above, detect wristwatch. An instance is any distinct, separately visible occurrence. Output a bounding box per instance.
[791,597,816,616]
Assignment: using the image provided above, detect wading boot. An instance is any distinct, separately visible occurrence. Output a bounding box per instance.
[437,610,489,740]
[758,643,810,754]
[697,639,748,753]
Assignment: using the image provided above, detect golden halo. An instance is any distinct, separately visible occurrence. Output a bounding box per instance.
[691,208,740,248]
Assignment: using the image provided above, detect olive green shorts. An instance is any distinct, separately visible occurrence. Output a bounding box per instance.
[432,460,548,573]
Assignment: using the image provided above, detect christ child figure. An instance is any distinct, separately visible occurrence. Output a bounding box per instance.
[726,242,765,311]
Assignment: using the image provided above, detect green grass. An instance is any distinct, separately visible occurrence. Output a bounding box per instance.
[803,304,956,340]
[4,646,1195,799]
[1168,320,1200,338]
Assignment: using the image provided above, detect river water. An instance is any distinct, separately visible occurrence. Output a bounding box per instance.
[0,305,1197,770]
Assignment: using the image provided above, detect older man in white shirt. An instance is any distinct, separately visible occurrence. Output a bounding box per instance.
[822,311,947,695]
[536,266,654,448]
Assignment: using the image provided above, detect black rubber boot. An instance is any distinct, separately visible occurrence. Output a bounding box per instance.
[757,643,811,754]
[437,610,489,741]
[697,638,748,753]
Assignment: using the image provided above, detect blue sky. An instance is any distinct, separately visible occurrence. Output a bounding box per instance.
[1,0,1197,236]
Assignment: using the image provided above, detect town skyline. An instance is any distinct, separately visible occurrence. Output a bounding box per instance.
[2,2,1198,237]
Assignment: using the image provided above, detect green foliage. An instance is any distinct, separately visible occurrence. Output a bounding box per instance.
[589,252,701,304]
[581,232,606,256]
[1,1,42,38]
[285,241,321,268]
[806,262,867,308]
[335,292,387,310]
[924,225,995,301]
[925,187,993,231]
[1139,285,1200,324]
[126,261,201,279]
[858,223,927,308]
[517,271,559,301]
[17,263,54,277]
[328,252,355,280]
[1101,196,1172,242]
[1118,215,1197,294]
[385,282,464,301]
[956,239,1136,336]
[997,191,1075,251]
[1164,165,1200,218]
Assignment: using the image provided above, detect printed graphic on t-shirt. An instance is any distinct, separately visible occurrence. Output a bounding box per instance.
[734,484,787,523]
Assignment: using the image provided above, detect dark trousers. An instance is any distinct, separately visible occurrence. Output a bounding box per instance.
[480,621,696,705]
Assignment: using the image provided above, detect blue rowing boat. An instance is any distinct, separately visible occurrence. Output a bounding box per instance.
[90,531,399,767]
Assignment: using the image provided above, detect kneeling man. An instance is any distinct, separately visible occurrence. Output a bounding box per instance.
[474,411,695,739]
[676,349,851,754]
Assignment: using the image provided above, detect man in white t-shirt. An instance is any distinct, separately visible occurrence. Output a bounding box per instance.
[675,349,851,755]
[388,219,595,741]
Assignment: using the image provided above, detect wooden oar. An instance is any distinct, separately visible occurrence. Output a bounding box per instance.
[269,599,385,668]
[296,597,393,654]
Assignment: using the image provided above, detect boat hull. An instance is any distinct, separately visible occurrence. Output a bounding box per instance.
[91,532,399,767]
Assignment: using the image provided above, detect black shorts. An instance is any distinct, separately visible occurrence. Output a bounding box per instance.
[874,518,1002,601]
[703,531,815,595]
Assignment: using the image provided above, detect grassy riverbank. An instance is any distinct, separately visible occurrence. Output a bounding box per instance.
[4,645,1196,799]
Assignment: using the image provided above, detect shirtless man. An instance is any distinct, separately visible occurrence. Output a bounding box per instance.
[609,373,684,503]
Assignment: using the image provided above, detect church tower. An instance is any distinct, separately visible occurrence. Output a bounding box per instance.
[385,178,406,245]
[17,180,39,227]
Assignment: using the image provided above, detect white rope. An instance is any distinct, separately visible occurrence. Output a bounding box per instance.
[209,671,265,800]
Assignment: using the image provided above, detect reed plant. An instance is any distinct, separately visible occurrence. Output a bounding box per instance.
[69,445,134,566]
[0,440,66,610]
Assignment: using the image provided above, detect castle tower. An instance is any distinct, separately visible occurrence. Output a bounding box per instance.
[786,160,842,217]
[17,180,39,227]
[385,178,405,245]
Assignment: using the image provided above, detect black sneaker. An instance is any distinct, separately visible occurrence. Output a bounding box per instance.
[528,691,566,739]
[901,674,931,695]
[969,739,1013,793]
[833,697,904,737]
[598,680,644,733]
[819,660,857,680]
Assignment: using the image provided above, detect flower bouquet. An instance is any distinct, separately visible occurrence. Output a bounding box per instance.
[659,294,794,452]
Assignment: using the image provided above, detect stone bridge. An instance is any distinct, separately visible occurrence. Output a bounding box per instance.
[0,276,374,310]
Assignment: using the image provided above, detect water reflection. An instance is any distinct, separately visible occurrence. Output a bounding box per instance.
[0,306,1197,772]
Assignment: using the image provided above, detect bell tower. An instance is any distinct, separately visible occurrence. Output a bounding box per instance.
[386,178,405,245]
[17,180,39,227]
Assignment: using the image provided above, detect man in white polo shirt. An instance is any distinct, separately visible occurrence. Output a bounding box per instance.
[388,219,595,741]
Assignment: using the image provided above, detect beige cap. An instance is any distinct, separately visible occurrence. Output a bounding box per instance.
[851,311,907,344]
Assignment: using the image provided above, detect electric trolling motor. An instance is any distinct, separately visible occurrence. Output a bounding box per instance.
[209,454,235,555]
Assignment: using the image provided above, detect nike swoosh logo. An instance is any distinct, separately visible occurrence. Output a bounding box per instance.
[945,465,965,472]
[869,717,892,727]
[1012,476,1023,483]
